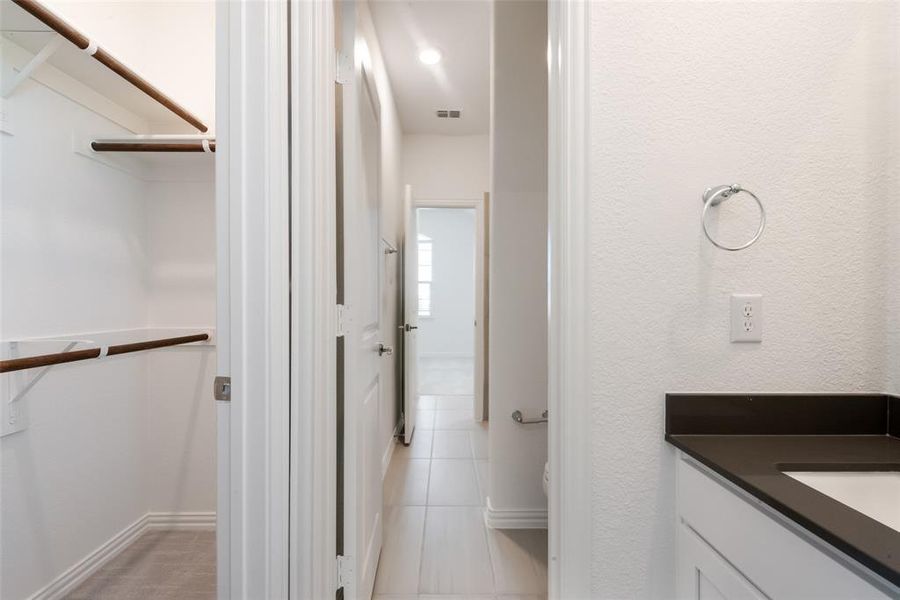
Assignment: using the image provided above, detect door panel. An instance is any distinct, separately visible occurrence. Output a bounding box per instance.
[402,185,418,444]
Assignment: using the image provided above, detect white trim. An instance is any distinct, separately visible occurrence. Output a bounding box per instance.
[217,1,291,598]
[289,2,337,600]
[484,497,548,530]
[26,512,216,600]
[548,1,592,599]
[145,511,217,530]
[413,196,488,421]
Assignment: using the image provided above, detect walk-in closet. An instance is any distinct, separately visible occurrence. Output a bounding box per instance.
[1,1,217,598]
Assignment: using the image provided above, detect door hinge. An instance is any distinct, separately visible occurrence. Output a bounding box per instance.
[336,554,353,589]
[335,51,351,85]
[336,304,347,337]
[213,376,231,402]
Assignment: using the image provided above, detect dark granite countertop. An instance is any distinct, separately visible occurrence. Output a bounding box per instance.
[666,394,900,588]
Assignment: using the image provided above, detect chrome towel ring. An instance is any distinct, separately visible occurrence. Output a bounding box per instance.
[701,184,766,251]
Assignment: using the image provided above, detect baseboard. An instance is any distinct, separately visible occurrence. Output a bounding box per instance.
[146,511,216,530]
[484,496,547,529]
[382,419,403,477]
[27,511,216,600]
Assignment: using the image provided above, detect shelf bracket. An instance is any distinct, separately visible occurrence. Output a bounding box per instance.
[2,33,64,98]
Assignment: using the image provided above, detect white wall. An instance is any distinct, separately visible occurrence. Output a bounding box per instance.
[403,134,490,202]
[45,0,216,132]
[417,208,476,359]
[146,176,217,513]
[488,0,548,516]
[358,0,406,463]
[1,64,150,600]
[588,3,899,597]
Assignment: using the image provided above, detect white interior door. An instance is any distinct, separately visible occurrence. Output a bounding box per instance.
[342,32,384,596]
[402,185,419,444]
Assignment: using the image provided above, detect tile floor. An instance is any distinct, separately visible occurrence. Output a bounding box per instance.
[418,357,475,396]
[375,394,547,600]
[64,530,215,600]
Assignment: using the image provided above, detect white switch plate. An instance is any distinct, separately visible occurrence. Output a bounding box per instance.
[730,294,762,343]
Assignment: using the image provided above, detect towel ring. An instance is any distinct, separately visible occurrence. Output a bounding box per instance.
[701,184,766,251]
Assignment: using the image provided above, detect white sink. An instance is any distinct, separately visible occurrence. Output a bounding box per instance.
[784,471,900,533]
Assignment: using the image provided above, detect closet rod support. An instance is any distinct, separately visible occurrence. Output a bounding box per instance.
[2,34,64,98]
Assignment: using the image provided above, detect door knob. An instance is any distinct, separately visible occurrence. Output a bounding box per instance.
[378,343,393,356]
[398,324,418,332]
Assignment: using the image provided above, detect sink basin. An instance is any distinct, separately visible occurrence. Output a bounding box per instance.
[784,471,900,533]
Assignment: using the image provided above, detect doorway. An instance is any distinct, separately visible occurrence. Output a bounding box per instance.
[416,207,477,397]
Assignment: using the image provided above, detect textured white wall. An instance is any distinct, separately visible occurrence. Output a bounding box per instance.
[417,208,476,358]
[488,0,548,515]
[402,134,490,201]
[589,3,899,597]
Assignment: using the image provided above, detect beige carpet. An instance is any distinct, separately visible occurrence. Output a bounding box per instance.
[64,530,215,600]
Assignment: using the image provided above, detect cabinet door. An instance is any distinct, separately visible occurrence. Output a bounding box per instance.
[677,523,770,600]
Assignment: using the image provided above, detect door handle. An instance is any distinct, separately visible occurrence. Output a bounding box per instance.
[398,324,418,332]
[378,343,393,356]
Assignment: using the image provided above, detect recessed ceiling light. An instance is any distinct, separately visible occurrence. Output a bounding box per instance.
[418,48,442,66]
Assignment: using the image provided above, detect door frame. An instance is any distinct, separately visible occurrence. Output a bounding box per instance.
[279,1,593,598]
[216,0,291,598]
[414,197,488,420]
[547,0,592,597]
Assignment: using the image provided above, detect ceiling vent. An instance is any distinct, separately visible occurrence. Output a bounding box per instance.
[436,109,462,119]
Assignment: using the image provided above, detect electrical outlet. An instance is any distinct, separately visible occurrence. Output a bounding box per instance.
[730,294,762,343]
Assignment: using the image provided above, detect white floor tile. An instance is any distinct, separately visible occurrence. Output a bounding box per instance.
[385,459,430,506]
[475,460,490,505]
[428,460,481,506]
[418,395,438,410]
[435,395,474,411]
[417,410,436,430]
[434,410,477,431]
[419,507,494,594]
[418,357,475,396]
[395,429,433,460]
[486,529,548,595]
[469,423,489,459]
[432,431,474,459]
[374,506,426,595]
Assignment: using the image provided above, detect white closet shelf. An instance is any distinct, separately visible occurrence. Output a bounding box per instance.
[0,0,208,133]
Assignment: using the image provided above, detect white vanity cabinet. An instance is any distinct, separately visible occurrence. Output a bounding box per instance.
[675,454,899,600]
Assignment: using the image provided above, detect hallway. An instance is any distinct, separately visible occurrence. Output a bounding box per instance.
[374,390,547,599]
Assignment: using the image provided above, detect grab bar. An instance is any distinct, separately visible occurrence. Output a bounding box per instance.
[511,409,548,425]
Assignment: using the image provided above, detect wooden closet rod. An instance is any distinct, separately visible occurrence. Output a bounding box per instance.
[90,141,216,153]
[11,0,209,133]
[0,333,209,374]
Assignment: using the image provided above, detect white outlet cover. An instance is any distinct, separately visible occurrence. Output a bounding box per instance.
[730,294,762,343]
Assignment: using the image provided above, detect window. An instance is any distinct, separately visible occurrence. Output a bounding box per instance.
[418,234,432,317]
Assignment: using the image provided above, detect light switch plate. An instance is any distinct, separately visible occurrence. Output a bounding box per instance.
[730,294,762,343]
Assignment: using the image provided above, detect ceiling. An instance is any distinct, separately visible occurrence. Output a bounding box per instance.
[369,0,491,135]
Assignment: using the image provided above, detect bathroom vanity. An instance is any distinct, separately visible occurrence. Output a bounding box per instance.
[666,394,900,599]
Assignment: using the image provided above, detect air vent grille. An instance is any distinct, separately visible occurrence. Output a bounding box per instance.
[436,109,462,119]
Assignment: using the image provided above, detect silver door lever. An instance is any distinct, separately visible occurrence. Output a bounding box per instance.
[378,343,393,356]
[511,409,548,424]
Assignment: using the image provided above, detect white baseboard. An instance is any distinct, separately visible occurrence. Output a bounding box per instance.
[484,496,547,529]
[382,419,403,478]
[28,511,216,600]
[146,511,216,530]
